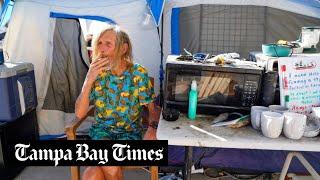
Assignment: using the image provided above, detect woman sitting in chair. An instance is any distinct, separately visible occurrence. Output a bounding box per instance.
[75,25,158,180]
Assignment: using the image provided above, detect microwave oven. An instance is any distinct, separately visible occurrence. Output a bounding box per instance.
[164,55,265,114]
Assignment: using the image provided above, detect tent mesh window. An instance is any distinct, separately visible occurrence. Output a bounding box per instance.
[200,5,266,57]
[179,4,320,58]
[179,5,266,58]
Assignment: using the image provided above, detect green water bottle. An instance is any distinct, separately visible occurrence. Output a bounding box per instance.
[188,80,198,120]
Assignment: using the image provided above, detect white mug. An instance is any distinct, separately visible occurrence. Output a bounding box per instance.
[283,112,306,140]
[261,111,284,138]
[269,105,288,114]
[251,106,269,130]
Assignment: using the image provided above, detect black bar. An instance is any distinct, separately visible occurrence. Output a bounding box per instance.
[184,146,193,180]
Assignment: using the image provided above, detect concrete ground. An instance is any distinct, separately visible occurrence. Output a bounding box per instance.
[13,166,314,180]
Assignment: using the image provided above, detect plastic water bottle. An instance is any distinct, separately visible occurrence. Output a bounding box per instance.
[188,80,198,120]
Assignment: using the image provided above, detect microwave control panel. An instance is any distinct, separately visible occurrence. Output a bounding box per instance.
[242,80,258,106]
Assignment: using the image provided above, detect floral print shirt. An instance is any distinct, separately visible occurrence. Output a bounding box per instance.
[89,63,155,139]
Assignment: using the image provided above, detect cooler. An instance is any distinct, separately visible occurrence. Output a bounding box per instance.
[0,62,37,122]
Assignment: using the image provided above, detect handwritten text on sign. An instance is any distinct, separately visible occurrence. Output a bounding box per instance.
[278,57,320,114]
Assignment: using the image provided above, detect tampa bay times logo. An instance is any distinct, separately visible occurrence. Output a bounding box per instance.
[12,141,168,166]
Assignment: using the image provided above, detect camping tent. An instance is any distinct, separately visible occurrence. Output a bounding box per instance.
[3,0,162,137]
[4,0,319,138]
[163,0,320,58]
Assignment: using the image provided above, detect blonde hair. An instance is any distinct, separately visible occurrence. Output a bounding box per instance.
[92,25,133,67]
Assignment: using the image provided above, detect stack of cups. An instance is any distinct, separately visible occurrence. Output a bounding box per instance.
[251,105,307,139]
[250,106,269,130]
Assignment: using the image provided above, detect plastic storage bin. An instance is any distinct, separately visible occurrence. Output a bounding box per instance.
[0,62,37,121]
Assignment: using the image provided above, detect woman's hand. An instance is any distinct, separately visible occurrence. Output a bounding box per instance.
[85,57,110,84]
[75,57,109,120]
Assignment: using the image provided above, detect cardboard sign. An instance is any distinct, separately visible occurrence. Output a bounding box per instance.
[278,56,320,114]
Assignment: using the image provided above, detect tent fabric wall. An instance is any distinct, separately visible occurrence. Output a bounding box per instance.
[3,0,161,136]
[178,5,200,55]
[265,8,320,43]
[163,0,320,58]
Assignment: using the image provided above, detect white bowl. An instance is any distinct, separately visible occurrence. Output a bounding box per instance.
[304,117,320,138]
[269,105,288,114]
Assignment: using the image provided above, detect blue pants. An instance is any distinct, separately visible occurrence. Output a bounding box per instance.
[89,125,142,140]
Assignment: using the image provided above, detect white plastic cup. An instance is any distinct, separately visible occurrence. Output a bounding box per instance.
[261,111,284,138]
[268,105,288,114]
[251,106,269,130]
[283,112,306,140]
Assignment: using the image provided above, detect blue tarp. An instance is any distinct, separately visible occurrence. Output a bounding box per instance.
[169,146,320,173]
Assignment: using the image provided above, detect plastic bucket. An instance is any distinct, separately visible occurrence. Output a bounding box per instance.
[262,44,292,57]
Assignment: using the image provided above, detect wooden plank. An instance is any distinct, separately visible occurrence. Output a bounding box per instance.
[203,73,221,98]
[199,72,214,98]
[209,73,225,96]
[217,75,231,94]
